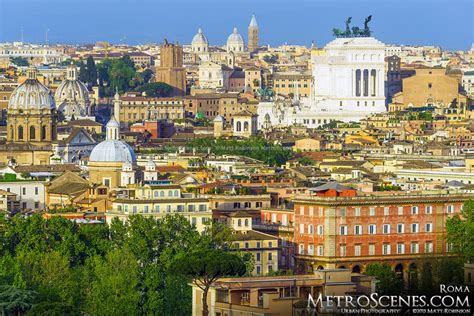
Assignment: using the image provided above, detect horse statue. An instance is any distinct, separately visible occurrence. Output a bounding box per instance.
[352,27,362,37]
[332,28,344,37]
[344,17,352,36]
[363,15,372,36]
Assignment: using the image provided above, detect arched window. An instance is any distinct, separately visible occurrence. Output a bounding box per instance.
[29,126,36,140]
[244,219,248,226]
[237,219,242,227]
[243,121,249,131]
[236,121,242,132]
[41,125,47,140]
[18,126,24,140]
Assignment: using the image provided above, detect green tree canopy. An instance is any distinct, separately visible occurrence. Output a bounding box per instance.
[136,82,173,97]
[364,263,403,295]
[169,248,247,316]
[10,57,29,67]
[446,199,474,261]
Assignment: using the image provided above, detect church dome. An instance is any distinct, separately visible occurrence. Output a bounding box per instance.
[227,27,244,45]
[89,115,136,163]
[89,140,136,163]
[226,27,245,53]
[55,78,90,105]
[8,67,55,110]
[192,28,208,45]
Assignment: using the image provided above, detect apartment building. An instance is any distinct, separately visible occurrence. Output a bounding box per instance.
[293,189,471,283]
[107,183,211,232]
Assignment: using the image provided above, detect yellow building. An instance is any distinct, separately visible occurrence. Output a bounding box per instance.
[225,211,279,276]
[191,269,375,316]
[390,67,468,110]
[273,71,312,98]
[293,138,322,152]
[106,183,211,232]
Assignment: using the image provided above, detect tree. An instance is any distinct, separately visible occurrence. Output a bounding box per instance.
[78,61,88,83]
[169,249,247,316]
[364,263,403,295]
[0,285,35,315]
[136,82,173,97]
[86,247,140,315]
[446,199,474,261]
[10,57,29,67]
[140,68,154,84]
[85,56,98,87]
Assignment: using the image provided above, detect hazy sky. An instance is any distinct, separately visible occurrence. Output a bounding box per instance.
[0,0,473,50]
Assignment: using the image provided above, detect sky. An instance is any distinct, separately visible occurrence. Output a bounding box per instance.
[0,0,473,50]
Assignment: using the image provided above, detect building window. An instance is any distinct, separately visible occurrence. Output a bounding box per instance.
[382,243,391,255]
[383,207,389,216]
[308,244,314,255]
[309,207,314,217]
[256,252,261,262]
[298,244,304,255]
[317,245,324,256]
[354,225,362,235]
[317,225,324,235]
[300,206,304,215]
[425,241,433,253]
[340,208,346,217]
[256,266,261,275]
[308,224,314,234]
[425,223,433,232]
[369,244,375,255]
[411,206,419,215]
[447,205,454,213]
[398,206,404,215]
[412,223,419,233]
[383,224,391,234]
[355,207,361,216]
[369,207,375,216]
[411,242,419,254]
[354,244,361,256]
[299,224,304,235]
[268,253,273,261]
[428,83,432,89]
[426,205,433,214]
[340,225,348,235]
[368,224,377,234]
[318,207,324,216]
[340,244,346,257]
[397,223,404,234]
[397,243,405,254]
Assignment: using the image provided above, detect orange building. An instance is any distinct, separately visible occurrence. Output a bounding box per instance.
[292,189,471,284]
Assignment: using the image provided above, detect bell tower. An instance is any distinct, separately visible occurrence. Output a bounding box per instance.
[248,14,259,53]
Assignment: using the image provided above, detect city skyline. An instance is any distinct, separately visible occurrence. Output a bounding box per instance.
[0,0,472,50]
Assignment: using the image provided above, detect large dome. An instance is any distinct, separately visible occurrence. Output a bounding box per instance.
[89,139,136,163]
[8,67,55,110]
[227,27,244,45]
[55,79,90,104]
[192,28,208,45]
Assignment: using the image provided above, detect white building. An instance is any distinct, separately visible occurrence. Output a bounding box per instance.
[0,181,46,210]
[198,61,233,90]
[462,70,474,97]
[258,36,386,129]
